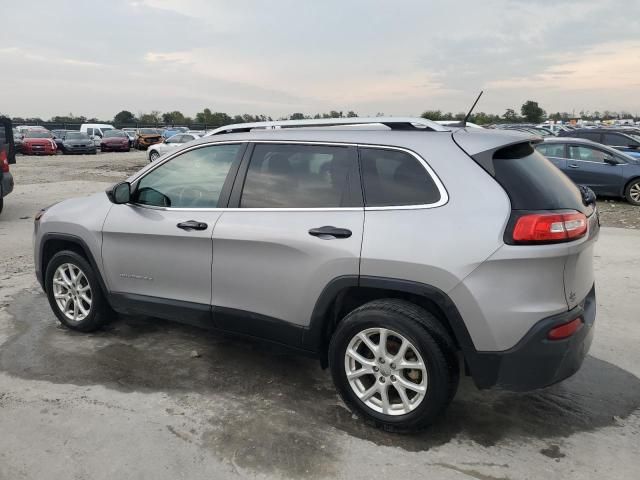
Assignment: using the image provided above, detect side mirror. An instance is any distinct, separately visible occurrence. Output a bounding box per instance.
[106,181,131,204]
[604,156,618,165]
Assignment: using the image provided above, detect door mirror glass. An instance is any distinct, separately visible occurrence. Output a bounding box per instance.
[107,181,131,204]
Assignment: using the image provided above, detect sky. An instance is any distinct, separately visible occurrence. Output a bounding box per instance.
[1,0,639,120]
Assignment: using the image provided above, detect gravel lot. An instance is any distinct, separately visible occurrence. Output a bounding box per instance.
[0,152,638,479]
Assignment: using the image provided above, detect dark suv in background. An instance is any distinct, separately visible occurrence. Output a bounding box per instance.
[558,128,640,159]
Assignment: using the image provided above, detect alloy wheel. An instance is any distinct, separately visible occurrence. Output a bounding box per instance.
[344,327,428,416]
[630,182,640,203]
[52,263,92,322]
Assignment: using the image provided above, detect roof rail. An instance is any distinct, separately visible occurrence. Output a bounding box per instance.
[204,117,450,136]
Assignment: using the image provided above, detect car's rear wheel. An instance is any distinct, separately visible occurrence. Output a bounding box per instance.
[149,150,160,162]
[45,251,112,332]
[329,299,458,432]
[625,179,640,206]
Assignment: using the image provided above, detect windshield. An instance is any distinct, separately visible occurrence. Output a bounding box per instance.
[140,128,159,135]
[26,131,52,138]
[104,130,126,138]
[65,132,89,140]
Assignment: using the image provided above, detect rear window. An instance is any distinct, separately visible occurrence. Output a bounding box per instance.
[359,148,441,206]
[490,143,587,213]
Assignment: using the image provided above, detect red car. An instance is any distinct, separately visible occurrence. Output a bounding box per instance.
[22,130,57,156]
[100,130,131,152]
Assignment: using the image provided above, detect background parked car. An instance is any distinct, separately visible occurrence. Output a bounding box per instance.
[122,128,137,147]
[134,128,163,150]
[51,129,72,151]
[12,128,23,153]
[536,137,640,205]
[61,131,97,155]
[100,130,130,152]
[80,123,115,147]
[147,132,202,161]
[22,129,57,156]
[558,128,640,159]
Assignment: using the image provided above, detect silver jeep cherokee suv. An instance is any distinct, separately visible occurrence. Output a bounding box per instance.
[34,118,598,431]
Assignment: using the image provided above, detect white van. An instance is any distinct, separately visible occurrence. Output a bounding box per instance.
[80,124,115,146]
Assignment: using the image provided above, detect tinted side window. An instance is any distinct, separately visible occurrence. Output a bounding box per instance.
[568,145,607,163]
[134,143,242,208]
[603,133,631,146]
[536,143,566,158]
[240,144,359,208]
[359,148,441,207]
[577,131,600,142]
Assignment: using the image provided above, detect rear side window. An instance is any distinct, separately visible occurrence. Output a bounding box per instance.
[359,148,441,207]
[536,143,566,158]
[240,144,360,208]
[491,143,586,213]
[603,133,637,146]
[577,131,601,142]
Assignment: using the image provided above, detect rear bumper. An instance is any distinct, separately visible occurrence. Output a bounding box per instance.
[470,284,596,391]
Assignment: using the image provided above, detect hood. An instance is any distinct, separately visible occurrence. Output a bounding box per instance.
[24,137,53,144]
[138,134,162,139]
[103,137,129,143]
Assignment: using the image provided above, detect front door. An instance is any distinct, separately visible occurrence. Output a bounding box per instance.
[101,142,246,319]
[211,142,364,344]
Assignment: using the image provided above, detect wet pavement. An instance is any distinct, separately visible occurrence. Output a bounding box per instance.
[1,288,639,478]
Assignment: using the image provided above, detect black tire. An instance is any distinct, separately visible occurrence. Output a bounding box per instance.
[149,150,160,162]
[44,250,112,332]
[329,299,459,432]
[624,178,640,206]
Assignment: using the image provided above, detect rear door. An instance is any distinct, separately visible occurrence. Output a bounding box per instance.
[0,117,16,164]
[210,142,363,343]
[101,142,246,320]
[566,144,623,195]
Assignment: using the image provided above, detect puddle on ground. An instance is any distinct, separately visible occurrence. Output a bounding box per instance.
[2,289,639,474]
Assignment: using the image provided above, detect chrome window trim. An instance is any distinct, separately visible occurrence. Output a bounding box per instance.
[128,139,449,212]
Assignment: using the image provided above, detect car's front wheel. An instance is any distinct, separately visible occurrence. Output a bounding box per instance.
[45,250,112,332]
[625,178,640,206]
[329,299,459,432]
[149,150,160,162]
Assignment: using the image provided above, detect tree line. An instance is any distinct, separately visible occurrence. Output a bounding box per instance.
[4,101,637,128]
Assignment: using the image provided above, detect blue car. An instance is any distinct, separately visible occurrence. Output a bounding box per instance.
[557,128,640,159]
[536,137,640,206]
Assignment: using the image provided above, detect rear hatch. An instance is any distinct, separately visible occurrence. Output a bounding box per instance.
[453,129,599,309]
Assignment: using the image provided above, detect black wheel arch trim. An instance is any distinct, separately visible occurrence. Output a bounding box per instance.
[38,233,110,297]
[304,275,482,375]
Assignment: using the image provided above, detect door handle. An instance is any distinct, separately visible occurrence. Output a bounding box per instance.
[568,164,579,168]
[177,220,208,231]
[308,226,352,239]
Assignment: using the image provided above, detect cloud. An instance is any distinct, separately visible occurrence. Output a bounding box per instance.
[1,0,639,118]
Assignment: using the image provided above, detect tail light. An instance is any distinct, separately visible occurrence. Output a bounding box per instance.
[1,150,9,173]
[511,211,587,244]
[548,317,583,340]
